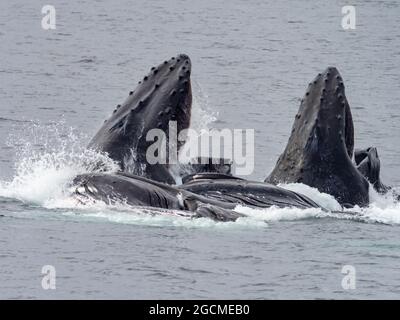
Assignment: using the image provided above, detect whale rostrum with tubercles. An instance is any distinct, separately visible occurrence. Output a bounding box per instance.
[87,54,193,184]
[266,67,370,207]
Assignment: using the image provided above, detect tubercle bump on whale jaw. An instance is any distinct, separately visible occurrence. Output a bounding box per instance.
[266,66,369,208]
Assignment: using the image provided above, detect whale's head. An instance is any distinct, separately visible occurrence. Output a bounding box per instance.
[303,67,354,159]
[126,54,192,139]
[267,67,369,207]
[279,67,355,163]
[88,54,192,173]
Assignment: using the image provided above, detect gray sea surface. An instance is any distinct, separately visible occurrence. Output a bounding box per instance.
[0,0,399,299]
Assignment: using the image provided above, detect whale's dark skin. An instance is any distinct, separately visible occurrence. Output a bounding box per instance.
[355,147,391,194]
[355,147,400,202]
[179,173,321,209]
[266,67,369,207]
[88,54,192,184]
[72,172,245,222]
[72,172,326,222]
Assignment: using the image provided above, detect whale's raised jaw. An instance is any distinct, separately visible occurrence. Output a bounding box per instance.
[266,67,369,207]
[355,147,391,194]
[88,54,192,184]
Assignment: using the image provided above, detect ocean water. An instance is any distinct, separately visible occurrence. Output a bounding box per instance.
[0,0,400,299]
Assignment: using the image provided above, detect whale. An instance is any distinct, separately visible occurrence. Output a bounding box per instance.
[87,54,193,184]
[179,173,321,209]
[71,171,327,222]
[72,172,245,221]
[355,147,390,194]
[265,67,370,207]
[76,59,382,219]
[355,147,399,201]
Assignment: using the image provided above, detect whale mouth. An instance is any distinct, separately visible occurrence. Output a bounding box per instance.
[279,66,355,165]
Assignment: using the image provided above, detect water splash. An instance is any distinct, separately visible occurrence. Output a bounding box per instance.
[279,183,342,211]
[0,120,119,206]
[190,80,218,132]
[172,82,219,181]
[279,182,400,225]
[357,186,400,224]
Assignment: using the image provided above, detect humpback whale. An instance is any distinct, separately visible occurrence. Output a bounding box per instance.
[88,54,193,184]
[72,171,324,221]
[266,67,370,207]
[72,172,244,221]
[354,147,400,201]
[179,173,321,209]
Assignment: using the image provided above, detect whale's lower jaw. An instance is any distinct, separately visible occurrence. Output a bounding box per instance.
[72,172,244,222]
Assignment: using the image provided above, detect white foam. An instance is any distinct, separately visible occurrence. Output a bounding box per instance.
[280,182,400,225]
[235,205,325,221]
[279,183,342,211]
[356,186,400,224]
[0,120,118,206]
[60,201,267,229]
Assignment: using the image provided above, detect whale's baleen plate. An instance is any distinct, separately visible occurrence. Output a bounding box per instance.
[88,54,192,184]
[180,173,321,209]
[266,67,369,207]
